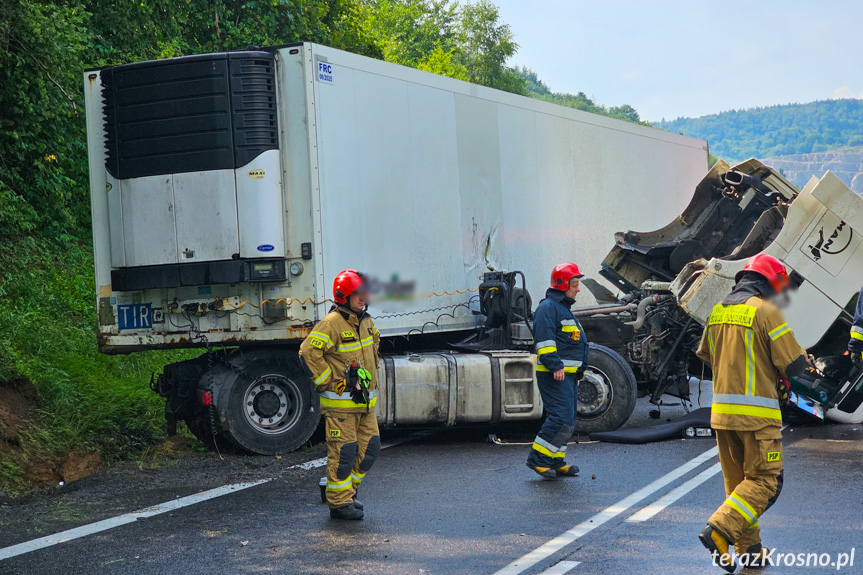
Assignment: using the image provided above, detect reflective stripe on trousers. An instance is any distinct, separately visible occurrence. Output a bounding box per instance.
[532,435,567,459]
[726,492,759,526]
[327,477,352,492]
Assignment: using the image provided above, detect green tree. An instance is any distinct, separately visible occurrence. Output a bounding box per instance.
[454,0,522,93]
[0,0,90,237]
[358,0,522,92]
[85,0,376,66]
[608,104,642,124]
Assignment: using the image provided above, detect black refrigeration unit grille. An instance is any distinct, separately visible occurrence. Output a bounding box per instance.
[101,51,278,179]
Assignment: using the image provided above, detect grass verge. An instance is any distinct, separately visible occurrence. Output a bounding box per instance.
[0,235,194,494]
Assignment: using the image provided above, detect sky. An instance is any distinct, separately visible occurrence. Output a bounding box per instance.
[492,0,863,122]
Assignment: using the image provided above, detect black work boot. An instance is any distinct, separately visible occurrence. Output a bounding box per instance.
[352,487,364,511]
[556,464,579,476]
[526,462,556,479]
[699,524,736,573]
[330,504,364,520]
[740,543,769,569]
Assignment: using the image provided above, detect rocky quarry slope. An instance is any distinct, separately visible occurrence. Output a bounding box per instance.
[762,147,863,195]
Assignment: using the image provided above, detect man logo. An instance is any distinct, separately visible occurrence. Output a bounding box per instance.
[808,221,852,261]
[247,169,266,179]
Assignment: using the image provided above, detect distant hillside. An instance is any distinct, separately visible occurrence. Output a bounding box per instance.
[515,67,649,126]
[656,100,863,162]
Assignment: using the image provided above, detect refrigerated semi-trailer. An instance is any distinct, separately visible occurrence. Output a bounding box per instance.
[84,43,709,454]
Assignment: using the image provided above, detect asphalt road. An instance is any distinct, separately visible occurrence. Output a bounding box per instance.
[1,395,861,575]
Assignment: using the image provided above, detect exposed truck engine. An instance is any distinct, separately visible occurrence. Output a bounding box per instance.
[585,159,863,426]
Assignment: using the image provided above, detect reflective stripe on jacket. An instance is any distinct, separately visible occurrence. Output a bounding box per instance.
[299,306,380,413]
[696,296,806,430]
[533,288,589,374]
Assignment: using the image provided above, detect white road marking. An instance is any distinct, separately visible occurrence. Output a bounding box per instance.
[625,425,785,525]
[491,445,719,575]
[0,431,431,562]
[537,560,580,575]
[626,462,723,523]
[0,480,269,561]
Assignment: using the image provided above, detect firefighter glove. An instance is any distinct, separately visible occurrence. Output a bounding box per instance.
[346,363,372,404]
[776,376,791,407]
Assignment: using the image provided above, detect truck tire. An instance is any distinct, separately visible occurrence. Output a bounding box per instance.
[572,344,637,434]
[219,354,320,455]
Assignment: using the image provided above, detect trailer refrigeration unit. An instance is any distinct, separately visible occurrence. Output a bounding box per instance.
[84,43,710,454]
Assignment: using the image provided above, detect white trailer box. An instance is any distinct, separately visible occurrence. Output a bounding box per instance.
[85,43,708,351]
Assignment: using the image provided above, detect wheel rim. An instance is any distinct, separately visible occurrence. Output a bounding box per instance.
[577,367,614,419]
[242,374,303,435]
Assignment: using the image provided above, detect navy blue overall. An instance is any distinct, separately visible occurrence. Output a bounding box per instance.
[849,286,863,354]
[527,288,590,469]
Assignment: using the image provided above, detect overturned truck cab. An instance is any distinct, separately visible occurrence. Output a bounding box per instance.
[585,159,863,425]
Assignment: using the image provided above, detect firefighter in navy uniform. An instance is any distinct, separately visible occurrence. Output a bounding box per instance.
[696,254,808,572]
[299,270,381,520]
[526,263,589,479]
[848,286,863,367]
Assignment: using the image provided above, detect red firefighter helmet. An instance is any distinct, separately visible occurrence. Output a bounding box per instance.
[735,253,790,293]
[550,262,584,290]
[333,269,366,305]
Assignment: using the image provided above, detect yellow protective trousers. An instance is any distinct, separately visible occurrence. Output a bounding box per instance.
[324,410,380,509]
[709,427,784,554]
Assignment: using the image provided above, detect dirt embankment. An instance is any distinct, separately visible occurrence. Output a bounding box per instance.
[0,379,102,495]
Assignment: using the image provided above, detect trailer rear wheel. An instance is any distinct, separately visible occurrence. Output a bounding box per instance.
[220,356,319,455]
[572,344,637,434]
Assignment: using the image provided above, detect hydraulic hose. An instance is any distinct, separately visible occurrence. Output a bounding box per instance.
[572,303,638,317]
[624,294,672,331]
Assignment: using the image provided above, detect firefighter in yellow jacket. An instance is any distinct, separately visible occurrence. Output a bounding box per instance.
[696,254,808,572]
[299,270,380,520]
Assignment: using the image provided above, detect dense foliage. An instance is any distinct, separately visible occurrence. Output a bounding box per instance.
[656,99,863,161]
[515,66,649,125]
[0,0,643,492]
